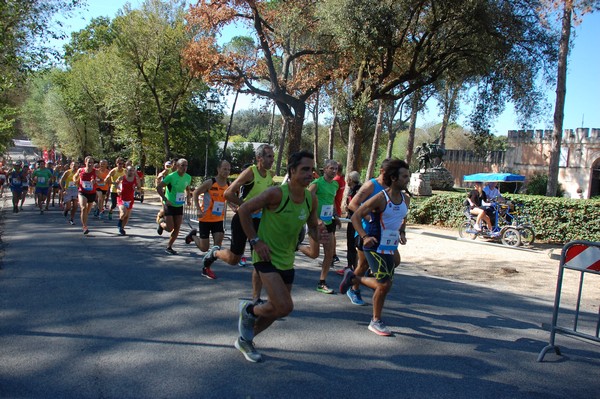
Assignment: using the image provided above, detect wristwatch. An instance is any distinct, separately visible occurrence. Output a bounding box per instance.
[249,237,260,246]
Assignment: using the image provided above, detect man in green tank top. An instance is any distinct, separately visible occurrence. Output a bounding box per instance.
[234,150,326,363]
[156,159,192,255]
[308,159,339,294]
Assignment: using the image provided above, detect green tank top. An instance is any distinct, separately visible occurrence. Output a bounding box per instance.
[162,171,191,207]
[241,165,273,202]
[311,176,339,225]
[252,184,312,270]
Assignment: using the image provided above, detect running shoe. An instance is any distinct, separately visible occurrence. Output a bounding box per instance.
[157,223,164,235]
[69,219,74,225]
[203,245,219,268]
[185,229,197,244]
[234,337,262,363]
[336,267,348,276]
[83,228,89,235]
[347,288,366,306]
[238,256,247,267]
[339,268,356,295]
[201,267,217,280]
[119,228,126,236]
[333,255,340,263]
[165,247,177,255]
[316,282,334,294]
[238,300,256,342]
[368,319,392,336]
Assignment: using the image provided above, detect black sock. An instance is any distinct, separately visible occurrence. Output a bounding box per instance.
[319,280,326,285]
[247,304,255,317]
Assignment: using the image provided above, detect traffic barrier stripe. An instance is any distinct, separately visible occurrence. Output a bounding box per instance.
[564,244,600,271]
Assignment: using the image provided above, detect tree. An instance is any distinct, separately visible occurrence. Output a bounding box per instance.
[1,0,83,151]
[317,0,557,173]
[185,0,343,159]
[113,0,202,160]
[546,0,599,197]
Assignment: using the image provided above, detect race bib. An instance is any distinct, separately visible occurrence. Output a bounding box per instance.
[175,192,186,205]
[13,178,21,185]
[212,201,224,216]
[379,229,399,252]
[38,177,46,184]
[320,204,334,223]
[96,178,106,187]
[82,180,93,191]
[68,181,76,188]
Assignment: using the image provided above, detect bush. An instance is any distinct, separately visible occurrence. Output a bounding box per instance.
[525,174,565,197]
[407,192,600,243]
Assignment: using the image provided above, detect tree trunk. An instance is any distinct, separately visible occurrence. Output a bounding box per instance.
[405,91,420,165]
[346,115,363,174]
[275,116,287,176]
[313,93,319,167]
[547,2,571,197]
[366,101,384,180]
[286,110,305,160]
[439,85,458,148]
[267,101,276,145]
[222,90,239,159]
[328,108,337,159]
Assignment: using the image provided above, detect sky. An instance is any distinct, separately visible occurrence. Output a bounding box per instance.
[55,1,600,136]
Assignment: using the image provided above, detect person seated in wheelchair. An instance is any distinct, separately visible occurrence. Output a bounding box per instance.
[467,182,493,231]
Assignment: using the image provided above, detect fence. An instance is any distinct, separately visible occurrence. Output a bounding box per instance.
[537,240,600,362]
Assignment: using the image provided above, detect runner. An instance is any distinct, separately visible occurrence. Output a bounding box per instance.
[332,161,345,264]
[340,159,411,336]
[60,161,80,225]
[185,160,233,279]
[308,159,339,294]
[154,160,173,225]
[32,159,53,214]
[202,144,275,302]
[156,159,192,255]
[50,162,63,208]
[8,161,24,213]
[235,150,324,362]
[105,157,126,220]
[0,165,6,198]
[94,160,110,219]
[19,164,30,211]
[73,156,97,234]
[345,158,391,306]
[113,165,141,235]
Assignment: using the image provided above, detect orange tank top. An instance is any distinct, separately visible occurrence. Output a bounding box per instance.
[200,178,229,223]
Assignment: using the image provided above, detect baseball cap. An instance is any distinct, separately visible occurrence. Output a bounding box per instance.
[165,161,172,167]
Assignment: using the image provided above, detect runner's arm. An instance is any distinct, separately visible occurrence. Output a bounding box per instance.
[237,187,282,262]
[351,191,385,247]
[224,167,253,206]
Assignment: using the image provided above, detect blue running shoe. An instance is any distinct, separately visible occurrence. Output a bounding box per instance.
[347,288,366,306]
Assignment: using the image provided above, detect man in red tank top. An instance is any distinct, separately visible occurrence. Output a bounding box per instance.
[114,166,141,235]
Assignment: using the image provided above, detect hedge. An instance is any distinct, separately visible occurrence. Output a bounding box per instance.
[407,192,600,244]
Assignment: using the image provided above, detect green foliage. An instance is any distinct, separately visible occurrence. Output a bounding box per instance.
[525,174,565,197]
[407,193,600,243]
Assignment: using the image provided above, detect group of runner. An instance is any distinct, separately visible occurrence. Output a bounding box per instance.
[6,156,142,236]
[5,147,412,363]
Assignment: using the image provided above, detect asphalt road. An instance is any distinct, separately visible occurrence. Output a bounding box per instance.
[1,196,599,399]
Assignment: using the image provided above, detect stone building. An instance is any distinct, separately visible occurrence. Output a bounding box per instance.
[443,128,600,199]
